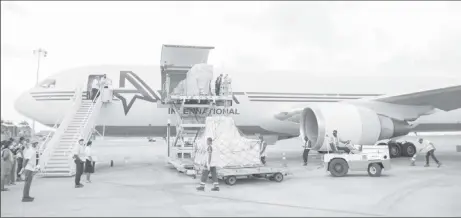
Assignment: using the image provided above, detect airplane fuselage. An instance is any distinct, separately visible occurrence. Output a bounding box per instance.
[15,65,461,139]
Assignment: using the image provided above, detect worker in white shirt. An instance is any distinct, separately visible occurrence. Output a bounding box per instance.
[329,130,351,153]
[90,76,100,101]
[72,139,86,188]
[411,138,442,167]
[196,137,219,192]
[302,136,312,166]
[259,136,268,165]
[20,140,38,202]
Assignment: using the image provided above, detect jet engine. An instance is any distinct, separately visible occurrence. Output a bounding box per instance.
[300,103,413,150]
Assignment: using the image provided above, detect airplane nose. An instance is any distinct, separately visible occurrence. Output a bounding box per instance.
[14,89,35,119]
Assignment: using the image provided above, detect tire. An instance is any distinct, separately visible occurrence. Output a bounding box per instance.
[328,159,349,177]
[388,142,401,158]
[368,163,383,177]
[401,142,416,157]
[225,176,237,186]
[273,173,284,182]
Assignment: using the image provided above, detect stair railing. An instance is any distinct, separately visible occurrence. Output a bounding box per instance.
[39,84,85,175]
[68,88,104,175]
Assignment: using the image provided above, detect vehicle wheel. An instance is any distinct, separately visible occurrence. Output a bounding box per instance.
[273,173,284,182]
[328,159,349,177]
[225,176,237,186]
[388,142,401,158]
[402,142,416,157]
[368,163,383,177]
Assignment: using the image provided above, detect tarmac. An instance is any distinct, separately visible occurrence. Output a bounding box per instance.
[1,136,461,217]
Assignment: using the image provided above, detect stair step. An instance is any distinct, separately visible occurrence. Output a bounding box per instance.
[41,169,71,173]
[44,163,70,168]
[47,159,69,163]
[51,154,71,158]
[39,173,73,178]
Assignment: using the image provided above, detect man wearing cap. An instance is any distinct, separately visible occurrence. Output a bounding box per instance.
[411,138,442,168]
[72,139,86,188]
[20,140,38,202]
[329,130,351,153]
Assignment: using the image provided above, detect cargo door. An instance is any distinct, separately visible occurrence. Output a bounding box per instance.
[160,44,215,101]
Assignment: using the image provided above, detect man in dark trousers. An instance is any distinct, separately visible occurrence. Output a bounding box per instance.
[302,136,312,166]
[16,137,26,182]
[215,74,223,96]
[20,140,38,202]
[259,136,267,165]
[72,139,86,188]
[196,137,219,192]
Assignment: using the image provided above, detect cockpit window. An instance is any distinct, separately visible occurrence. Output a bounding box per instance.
[38,79,56,88]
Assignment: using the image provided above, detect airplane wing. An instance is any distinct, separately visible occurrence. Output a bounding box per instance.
[357,85,461,112]
[274,85,461,123]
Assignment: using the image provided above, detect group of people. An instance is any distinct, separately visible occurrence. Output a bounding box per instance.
[89,74,112,101]
[214,74,232,96]
[300,129,442,168]
[72,139,95,188]
[1,137,39,202]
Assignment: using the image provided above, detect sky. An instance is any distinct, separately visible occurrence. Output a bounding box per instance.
[2,1,461,132]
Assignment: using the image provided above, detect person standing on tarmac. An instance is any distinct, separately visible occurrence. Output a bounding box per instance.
[1,141,14,192]
[20,140,38,202]
[16,137,26,182]
[302,136,312,166]
[259,136,268,165]
[72,139,86,188]
[411,138,442,167]
[196,137,219,192]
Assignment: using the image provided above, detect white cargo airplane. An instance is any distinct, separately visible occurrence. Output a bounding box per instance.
[13,47,461,159]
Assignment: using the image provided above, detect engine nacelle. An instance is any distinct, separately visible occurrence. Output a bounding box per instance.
[300,103,413,150]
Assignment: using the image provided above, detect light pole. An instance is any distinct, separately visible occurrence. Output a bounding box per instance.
[32,48,48,136]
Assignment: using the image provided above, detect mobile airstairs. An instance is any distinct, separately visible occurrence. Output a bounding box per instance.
[38,87,106,177]
[160,44,233,175]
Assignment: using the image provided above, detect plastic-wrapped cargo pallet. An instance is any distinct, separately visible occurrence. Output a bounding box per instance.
[194,116,262,168]
[172,63,214,96]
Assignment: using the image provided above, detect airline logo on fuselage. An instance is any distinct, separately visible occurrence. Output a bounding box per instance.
[113,71,240,115]
[113,71,161,115]
[168,108,240,115]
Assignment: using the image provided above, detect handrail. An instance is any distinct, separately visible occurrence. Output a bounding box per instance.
[38,91,79,153]
[68,88,103,175]
[39,82,86,174]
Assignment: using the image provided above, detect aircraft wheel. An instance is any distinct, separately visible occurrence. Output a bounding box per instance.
[402,142,416,157]
[368,163,383,177]
[388,142,401,158]
[329,159,349,177]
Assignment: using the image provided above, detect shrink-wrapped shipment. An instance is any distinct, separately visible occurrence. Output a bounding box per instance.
[171,63,214,96]
[194,116,262,168]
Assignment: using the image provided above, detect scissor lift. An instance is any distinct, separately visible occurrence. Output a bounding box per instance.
[160,44,233,174]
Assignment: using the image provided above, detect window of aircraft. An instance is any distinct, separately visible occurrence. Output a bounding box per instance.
[38,79,56,88]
